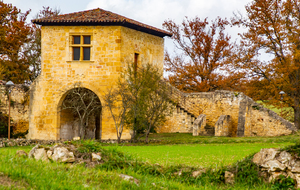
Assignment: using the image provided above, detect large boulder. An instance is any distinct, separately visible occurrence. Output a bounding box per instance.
[252,148,279,165]
[48,146,75,163]
[28,144,49,161]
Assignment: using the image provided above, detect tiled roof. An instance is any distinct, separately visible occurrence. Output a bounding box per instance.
[32,8,172,37]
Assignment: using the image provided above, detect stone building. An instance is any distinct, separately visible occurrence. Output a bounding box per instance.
[28,8,171,140]
[1,8,296,140]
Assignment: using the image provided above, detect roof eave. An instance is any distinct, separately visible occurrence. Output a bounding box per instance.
[32,20,172,38]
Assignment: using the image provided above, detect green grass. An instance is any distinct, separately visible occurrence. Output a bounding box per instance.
[0,134,298,189]
[133,132,300,145]
[106,142,293,167]
[0,146,198,190]
[257,100,294,122]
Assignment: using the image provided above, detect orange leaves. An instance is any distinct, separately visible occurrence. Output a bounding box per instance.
[163,17,237,92]
[0,2,32,84]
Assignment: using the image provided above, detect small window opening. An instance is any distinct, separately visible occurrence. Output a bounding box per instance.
[134,53,139,72]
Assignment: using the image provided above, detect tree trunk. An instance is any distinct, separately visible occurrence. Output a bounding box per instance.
[294,96,300,130]
[145,133,149,144]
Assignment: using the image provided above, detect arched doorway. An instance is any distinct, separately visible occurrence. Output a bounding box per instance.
[58,87,102,140]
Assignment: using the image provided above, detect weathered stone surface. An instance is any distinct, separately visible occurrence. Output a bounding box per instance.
[277,151,292,165]
[119,174,139,185]
[193,114,206,136]
[253,148,279,165]
[192,169,206,178]
[269,171,287,183]
[261,160,286,172]
[92,153,101,162]
[73,136,80,141]
[29,147,49,162]
[295,174,300,189]
[51,146,75,163]
[253,148,300,188]
[215,115,233,137]
[15,150,28,157]
[224,171,234,184]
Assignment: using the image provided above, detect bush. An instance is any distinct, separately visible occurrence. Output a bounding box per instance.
[0,112,13,138]
[271,175,295,190]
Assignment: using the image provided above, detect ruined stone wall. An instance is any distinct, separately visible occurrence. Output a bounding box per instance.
[162,90,296,137]
[29,25,165,140]
[0,83,29,134]
[158,105,194,133]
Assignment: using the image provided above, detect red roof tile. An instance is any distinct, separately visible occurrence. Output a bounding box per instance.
[32,8,172,37]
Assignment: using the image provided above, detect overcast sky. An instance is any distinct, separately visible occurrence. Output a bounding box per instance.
[3,0,252,52]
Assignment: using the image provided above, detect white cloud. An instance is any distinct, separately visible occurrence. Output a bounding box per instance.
[87,0,251,28]
[87,0,251,52]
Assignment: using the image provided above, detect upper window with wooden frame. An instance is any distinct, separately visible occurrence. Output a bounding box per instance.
[71,35,91,61]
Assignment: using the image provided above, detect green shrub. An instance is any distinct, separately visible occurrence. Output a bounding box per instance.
[232,154,264,187]
[0,112,13,138]
[271,175,295,190]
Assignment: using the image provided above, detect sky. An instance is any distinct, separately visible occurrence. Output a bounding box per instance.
[3,0,252,52]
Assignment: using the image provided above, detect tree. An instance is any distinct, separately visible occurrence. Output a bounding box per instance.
[232,0,300,129]
[60,83,102,139]
[0,2,32,84]
[163,17,241,92]
[103,87,130,143]
[105,63,172,143]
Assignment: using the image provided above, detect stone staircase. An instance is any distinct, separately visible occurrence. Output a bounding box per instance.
[161,81,297,137]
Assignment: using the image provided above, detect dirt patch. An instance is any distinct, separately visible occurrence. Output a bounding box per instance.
[0,173,29,189]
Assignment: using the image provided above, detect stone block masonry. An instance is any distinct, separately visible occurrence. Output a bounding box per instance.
[162,89,297,137]
[215,115,233,137]
[0,82,29,135]
[193,114,206,136]
[28,25,165,140]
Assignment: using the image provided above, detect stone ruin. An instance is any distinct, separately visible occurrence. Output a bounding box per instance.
[160,87,297,137]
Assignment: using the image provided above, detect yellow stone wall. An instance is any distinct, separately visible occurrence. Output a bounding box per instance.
[0,85,29,135]
[161,90,296,137]
[28,25,165,140]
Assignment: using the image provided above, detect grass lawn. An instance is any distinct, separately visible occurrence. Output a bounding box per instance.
[107,142,293,167]
[0,133,299,189]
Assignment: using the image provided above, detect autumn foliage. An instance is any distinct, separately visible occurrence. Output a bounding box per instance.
[0,2,32,83]
[0,3,60,84]
[163,17,242,92]
[233,0,300,129]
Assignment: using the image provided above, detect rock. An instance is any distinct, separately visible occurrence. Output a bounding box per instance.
[224,171,235,184]
[287,171,295,180]
[295,174,300,189]
[253,148,279,165]
[269,172,287,183]
[277,151,292,165]
[28,144,49,161]
[47,150,53,159]
[290,161,300,172]
[119,174,139,185]
[91,153,101,162]
[0,141,4,147]
[15,150,28,158]
[192,169,206,178]
[28,144,41,158]
[51,146,75,163]
[33,148,49,161]
[73,136,80,141]
[174,170,182,176]
[261,160,286,172]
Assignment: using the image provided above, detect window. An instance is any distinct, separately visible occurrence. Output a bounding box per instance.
[71,35,91,61]
[134,53,139,72]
